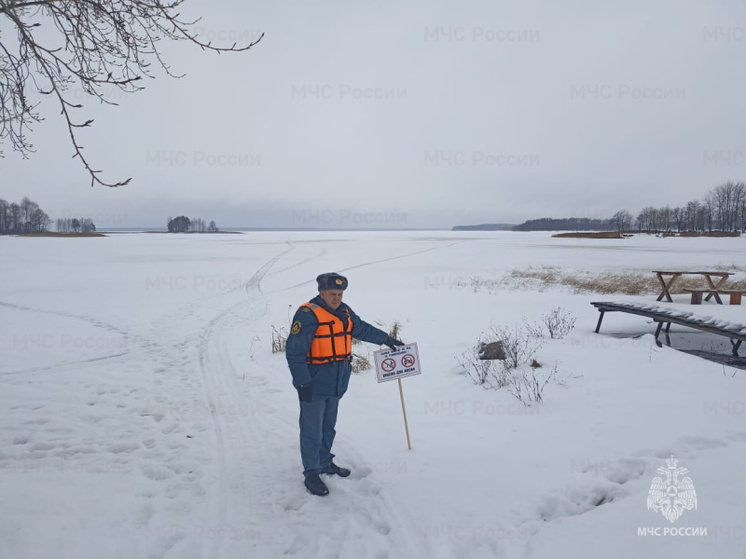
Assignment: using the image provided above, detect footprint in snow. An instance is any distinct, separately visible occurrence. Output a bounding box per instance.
[108,441,141,454]
[161,423,182,435]
[140,464,174,481]
[537,484,622,522]
[22,417,50,425]
[675,435,728,452]
[29,442,56,452]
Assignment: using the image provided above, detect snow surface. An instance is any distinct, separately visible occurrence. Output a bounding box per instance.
[1,231,745,559]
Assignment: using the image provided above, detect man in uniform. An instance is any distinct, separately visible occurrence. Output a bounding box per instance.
[286,272,404,496]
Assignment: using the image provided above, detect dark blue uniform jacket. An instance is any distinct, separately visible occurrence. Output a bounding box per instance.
[286,295,389,397]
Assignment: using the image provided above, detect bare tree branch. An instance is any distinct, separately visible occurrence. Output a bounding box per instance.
[0,0,263,186]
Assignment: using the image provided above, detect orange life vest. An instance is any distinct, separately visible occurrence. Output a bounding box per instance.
[300,302,353,364]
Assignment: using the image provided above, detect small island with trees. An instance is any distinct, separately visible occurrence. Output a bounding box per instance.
[166,216,220,233]
[0,196,103,236]
[0,199,236,236]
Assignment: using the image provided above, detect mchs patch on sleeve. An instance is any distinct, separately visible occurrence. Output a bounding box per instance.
[291,320,302,335]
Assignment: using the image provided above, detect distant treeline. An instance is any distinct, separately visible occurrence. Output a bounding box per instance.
[513,218,609,231]
[167,216,218,233]
[452,223,514,231]
[0,197,51,234]
[513,180,746,232]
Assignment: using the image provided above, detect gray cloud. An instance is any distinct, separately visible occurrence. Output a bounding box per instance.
[2,0,745,229]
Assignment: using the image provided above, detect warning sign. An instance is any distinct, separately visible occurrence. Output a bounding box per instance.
[374,343,422,383]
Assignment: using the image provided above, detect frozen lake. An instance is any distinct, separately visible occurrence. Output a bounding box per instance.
[1,230,745,559]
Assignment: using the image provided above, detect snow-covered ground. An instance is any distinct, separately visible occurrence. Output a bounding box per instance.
[1,231,744,559]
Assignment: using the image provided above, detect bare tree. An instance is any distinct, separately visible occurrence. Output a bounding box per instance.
[671,206,685,233]
[9,202,21,232]
[0,198,8,232]
[1,1,263,186]
[659,205,673,232]
[611,210,633,232]
[709,180,746,232]
[29,207,51,231]
[684,200,700,231]
[702,194,715,232]
[79,217,95,232]
[737,181,746,231]
[19,196,37,230]
[636,206,656,233]
[190,217,206,232]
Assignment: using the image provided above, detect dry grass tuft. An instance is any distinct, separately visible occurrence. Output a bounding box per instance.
[719,264,746,272]
[271,326,287,353]
[388,321,403,339]
[506,267,746,295]
[351,353,371,373]
[552,232,626,239]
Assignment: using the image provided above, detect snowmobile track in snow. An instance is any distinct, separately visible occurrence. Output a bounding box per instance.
[193,245,431,558]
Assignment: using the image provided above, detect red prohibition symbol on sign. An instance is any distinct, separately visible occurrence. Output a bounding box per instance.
[401,354,415,367]
[381,358,396,372]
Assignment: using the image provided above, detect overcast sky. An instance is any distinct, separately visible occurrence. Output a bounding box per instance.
[1,0,745,229]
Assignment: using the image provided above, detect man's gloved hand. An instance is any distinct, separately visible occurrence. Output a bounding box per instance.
[384,336,405,350]
[297,382,313,403]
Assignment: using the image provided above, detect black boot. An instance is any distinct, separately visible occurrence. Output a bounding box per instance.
[321,461,351,477]
[304,473,329,496]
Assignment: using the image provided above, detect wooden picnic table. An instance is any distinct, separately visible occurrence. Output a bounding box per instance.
[653,270,732,304]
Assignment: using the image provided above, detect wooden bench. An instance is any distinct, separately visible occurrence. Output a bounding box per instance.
[684,289,746,305]
[591,301,746,356]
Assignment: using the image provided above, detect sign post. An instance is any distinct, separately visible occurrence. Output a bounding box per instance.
[373,342,421,450]
[397,378,412,450]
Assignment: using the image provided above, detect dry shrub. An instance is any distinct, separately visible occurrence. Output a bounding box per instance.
[509,364,558,405]
[493,324,544,370]
[457,343,495,387]
[458,324,544,389]
[351,353,371,373]
[540,307,576,338]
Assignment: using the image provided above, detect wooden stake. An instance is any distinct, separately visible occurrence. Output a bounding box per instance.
[398,378,412,450]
